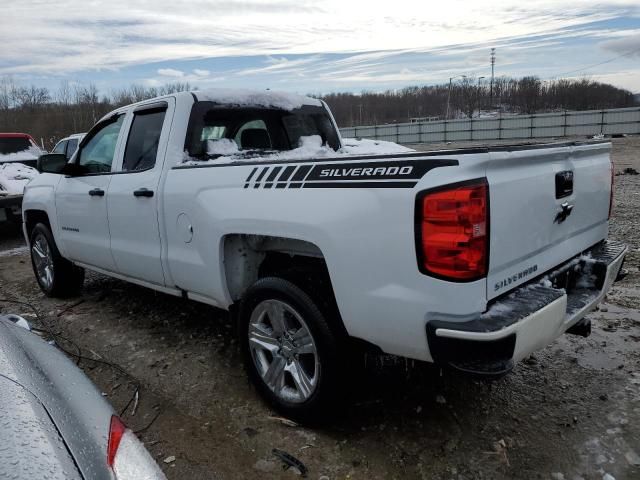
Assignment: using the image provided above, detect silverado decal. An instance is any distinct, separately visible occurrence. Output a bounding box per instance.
[494,264,539,292]
[243,159,458,189]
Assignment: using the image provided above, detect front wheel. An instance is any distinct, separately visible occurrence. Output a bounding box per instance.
[239,277,344,422]
[30,223,84,297]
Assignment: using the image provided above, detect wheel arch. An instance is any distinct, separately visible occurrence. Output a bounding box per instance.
[24,209,51,243]
[223,234,325,300]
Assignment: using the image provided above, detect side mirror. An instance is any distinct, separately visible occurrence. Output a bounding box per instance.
[37,153,68,174]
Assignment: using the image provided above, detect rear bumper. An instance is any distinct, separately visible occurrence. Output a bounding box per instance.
[426,240,627,377]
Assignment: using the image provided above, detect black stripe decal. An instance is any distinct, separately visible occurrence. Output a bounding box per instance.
[173,149,476,170]
[266,166,282,182]
[250,166,269,187]
[241,159,458,189]
[264,166,282,189]
[303,181,417,189]
[305,159,457,181]
[291,165,312,182]
[278,165,296,182]
[244,167,258,188]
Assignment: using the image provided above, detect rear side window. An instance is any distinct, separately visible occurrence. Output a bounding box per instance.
[234,120,271,149]
[52,140,67,154]
[122,108,167,171]
[184,103,340,158]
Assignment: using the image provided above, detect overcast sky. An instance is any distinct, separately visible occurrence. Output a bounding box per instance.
[2,0,640,95]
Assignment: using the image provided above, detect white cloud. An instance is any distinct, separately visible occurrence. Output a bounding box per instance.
[599,33,640,57]
[1,0,639,76]
[157,68,185,77]
[193,69,210,76]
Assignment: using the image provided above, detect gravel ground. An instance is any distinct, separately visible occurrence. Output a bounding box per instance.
[0,138,639,480]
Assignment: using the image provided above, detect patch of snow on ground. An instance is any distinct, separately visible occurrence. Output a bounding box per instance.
[0,246,29,257]
[0,162,39,195]
[194,88,321,110]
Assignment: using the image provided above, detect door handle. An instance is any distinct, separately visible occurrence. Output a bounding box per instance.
[88,188,105,197]
[133,188,154,198]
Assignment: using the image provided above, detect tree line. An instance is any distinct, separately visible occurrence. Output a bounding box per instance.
[0,75,636,150]
[322,76,637,127]
[0,77,194,149]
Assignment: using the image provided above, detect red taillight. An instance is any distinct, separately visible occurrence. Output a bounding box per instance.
[107,415,126,467]
[417,179,489,281]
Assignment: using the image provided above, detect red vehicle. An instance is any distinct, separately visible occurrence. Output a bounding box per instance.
[0,133,45,168]
[0,133,43,223]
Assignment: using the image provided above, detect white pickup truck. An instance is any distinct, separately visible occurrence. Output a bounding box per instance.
[23,89,626,420]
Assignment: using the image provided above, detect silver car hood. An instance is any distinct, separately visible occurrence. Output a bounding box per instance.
[0,319,116,480]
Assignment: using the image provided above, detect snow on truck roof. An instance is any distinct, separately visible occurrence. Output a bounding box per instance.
[192,89,322,110]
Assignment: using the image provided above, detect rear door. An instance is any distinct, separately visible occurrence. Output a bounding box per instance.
[56,115,126,270]
[106,100,173,285]
[486,142,612,300]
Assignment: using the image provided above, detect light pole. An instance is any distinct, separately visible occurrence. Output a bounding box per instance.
[477,76,485,117]
[446,75,465,120]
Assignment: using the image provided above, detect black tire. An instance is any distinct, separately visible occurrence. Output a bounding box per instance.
[238,276,345,423]
[29,222,84,297]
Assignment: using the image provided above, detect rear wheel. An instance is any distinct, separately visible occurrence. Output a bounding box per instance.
[30,223,84,297]
[239,277,344,422]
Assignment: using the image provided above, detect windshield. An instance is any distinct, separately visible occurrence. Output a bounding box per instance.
[185,103,340,159]
[0,137,32,155]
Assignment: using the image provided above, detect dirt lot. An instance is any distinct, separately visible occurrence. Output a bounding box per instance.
[1,137,639,480]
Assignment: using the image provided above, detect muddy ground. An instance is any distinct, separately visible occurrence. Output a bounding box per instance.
[0,137,639,480]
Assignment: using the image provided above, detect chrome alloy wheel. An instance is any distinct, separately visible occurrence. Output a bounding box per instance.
[32,234,54,290]
[248,299,320,403]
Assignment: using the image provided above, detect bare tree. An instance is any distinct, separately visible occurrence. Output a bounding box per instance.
[0,74,636,150]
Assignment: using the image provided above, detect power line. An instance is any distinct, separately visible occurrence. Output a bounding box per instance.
[552,46,640,79]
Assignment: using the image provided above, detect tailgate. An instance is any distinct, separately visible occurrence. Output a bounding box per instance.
[486,142,612,300]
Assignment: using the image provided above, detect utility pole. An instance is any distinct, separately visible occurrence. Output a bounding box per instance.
[446,75,465,119]
[490,48,496,109]
[446,77,453,120]
[477,76,485,117]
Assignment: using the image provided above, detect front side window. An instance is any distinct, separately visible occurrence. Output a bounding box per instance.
[65,139,79,159]
[77,115,125,173]
[122,108,166,171]
[52,140,67,154]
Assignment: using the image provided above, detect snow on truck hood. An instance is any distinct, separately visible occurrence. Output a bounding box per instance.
[0,145,42,163]
[193,88,322,110]
[0,162,39,195]
[182,137,414,165]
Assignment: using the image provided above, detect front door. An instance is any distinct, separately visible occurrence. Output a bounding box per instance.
[56,114,126,271]
[107,101,172,285]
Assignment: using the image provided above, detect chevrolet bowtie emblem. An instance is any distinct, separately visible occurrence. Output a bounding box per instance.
[554,202,574,224]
